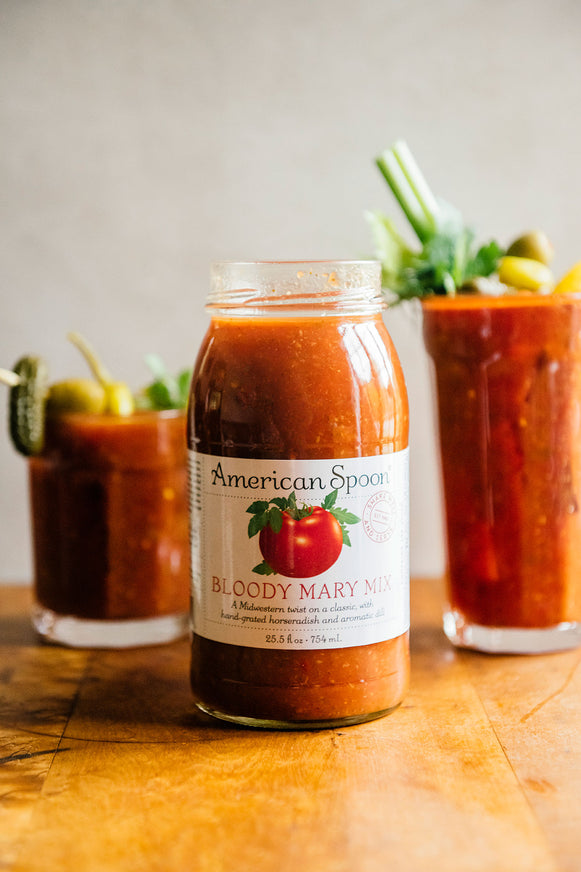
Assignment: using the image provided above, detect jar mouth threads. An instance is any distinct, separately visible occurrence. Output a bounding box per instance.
[208,260,385,316]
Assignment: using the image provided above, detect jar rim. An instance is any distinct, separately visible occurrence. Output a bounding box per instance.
[208,260,384,316]
[212,259,379,265]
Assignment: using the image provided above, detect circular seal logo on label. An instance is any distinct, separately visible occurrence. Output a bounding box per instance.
[363,491,397,543]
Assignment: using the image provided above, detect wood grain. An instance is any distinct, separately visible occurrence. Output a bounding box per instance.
[1,580,579,871]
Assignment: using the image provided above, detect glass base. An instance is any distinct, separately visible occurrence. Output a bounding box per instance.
[32,603,189,649]
[193,700,402,731]
[443,609,581,654]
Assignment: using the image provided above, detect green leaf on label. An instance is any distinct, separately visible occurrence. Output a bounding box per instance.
[252,560,277,576]
[247,500,270,515]
[342,528,352,547]
[270,497,290,511]
[248,511,269,539]
[322,489,338,510]
[268,506,283,533]
[330,508,360,526]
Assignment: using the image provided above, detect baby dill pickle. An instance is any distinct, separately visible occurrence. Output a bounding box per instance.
[47,378,107,414]
[497,256,554,293]
[9,355,49,456]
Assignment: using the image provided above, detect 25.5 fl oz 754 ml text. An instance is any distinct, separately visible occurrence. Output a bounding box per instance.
[264,633,342,646]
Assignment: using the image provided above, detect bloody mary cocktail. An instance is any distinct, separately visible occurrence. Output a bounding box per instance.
[366,137,581,652]
[30,410,190,647]
[423,293,581,652]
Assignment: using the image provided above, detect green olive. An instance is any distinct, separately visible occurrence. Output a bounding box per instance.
[104,382,135,416]
[47,378,107,414]
[498,256,554,292]
[506,230,554,266]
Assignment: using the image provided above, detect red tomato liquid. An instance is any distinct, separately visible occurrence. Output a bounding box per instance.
[423,294,581,630]
[189,313,410,725]
[30,411,190,622]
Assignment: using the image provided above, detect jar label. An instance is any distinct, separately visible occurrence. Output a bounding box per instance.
[189,450,409,650]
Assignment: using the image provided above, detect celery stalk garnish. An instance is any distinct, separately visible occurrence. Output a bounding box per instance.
[376,147,435,243]
[369,140,503,301]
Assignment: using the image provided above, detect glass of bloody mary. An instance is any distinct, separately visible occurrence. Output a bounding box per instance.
[29,409,191,647]
[368,138,581,654]
[423,292,581,652]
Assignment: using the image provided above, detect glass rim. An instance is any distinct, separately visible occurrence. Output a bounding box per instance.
[421,290,581,309]
[45,407,186,424]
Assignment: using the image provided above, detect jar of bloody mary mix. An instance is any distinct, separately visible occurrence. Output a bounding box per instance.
[188,261,410,729]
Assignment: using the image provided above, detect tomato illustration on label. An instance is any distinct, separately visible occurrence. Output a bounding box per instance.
[247,490,360,577]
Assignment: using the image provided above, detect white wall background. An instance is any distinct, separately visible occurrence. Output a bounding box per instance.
[1,0,580,583]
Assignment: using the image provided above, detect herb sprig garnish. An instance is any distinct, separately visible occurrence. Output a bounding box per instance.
[367,140,503,301]
[136,354,192,411]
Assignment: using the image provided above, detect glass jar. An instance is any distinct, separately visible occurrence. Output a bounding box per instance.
[188,261,410,729]
[30,410,191,647]
[423,292,581,653]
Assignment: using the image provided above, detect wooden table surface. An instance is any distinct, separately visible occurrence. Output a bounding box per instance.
[1,579,581,872]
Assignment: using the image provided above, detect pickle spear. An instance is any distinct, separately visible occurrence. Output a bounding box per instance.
[4,356,49,456]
